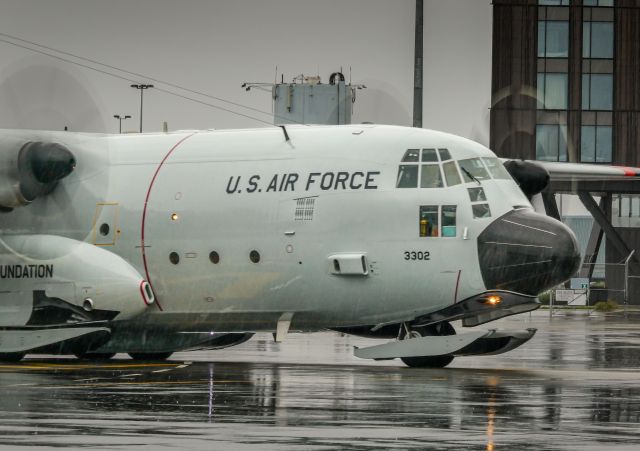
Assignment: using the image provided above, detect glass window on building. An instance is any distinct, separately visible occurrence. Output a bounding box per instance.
[536,124,568,161]
[581,125,612,162]
[537,73,568,109]
[582,74,613,110]
[583,22,614,59]
[538,21,569,58]
[539,0,570,4]
[583,0,614,6]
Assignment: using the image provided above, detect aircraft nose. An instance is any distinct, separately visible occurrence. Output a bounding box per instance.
[477,209,581,296]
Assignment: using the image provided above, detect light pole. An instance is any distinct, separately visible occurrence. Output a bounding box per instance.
[130,84,154,132]
[113,114,131,134]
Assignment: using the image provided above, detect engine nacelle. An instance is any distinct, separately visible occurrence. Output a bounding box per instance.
[0,235,153,327]
[503,159,550,199]
[0,136,76,209]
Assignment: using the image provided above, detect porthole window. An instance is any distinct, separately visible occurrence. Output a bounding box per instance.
[169,252,180,265]
[99,223,110,236]
[209,251,220,264]
[249,250,260,263]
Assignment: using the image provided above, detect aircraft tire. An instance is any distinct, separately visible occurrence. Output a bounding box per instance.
[0,352,26,363]
[128,352,173,361]
[400,322,456,368]
[74,352,116,360]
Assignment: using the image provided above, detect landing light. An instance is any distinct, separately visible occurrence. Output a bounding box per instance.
[171,213,179,221]
[480,295,502,306]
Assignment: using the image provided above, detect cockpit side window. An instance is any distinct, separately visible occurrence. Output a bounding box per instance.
[441,206,457,237]
[419,206,439,237]
[419,205,457,237]
[482,157,512,180]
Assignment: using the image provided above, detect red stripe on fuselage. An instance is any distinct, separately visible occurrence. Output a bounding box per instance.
[141,133,197,311]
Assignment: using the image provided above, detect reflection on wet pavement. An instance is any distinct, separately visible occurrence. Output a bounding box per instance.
[1,311,640,449]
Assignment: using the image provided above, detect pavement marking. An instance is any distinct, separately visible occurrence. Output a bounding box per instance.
[0,362,180,371]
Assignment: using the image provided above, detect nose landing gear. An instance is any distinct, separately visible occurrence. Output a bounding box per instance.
[400,322,456,368]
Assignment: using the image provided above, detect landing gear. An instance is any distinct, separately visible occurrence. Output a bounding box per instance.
[0,353,25,363]
[400,322,456,368]
[128,352,173,361]
[74,352,116,360]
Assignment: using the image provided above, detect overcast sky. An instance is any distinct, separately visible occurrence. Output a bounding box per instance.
[0,0,492,145]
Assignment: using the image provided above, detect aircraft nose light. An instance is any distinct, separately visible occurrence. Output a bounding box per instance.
[479,295,502,306]
[477,209,581,296]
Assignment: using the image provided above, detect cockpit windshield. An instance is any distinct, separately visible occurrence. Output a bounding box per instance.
[458,158,491,182]
[482,157,512,180]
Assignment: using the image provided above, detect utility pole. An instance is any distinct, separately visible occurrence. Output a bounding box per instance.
[113,114,131,134]
[130,84,154,132]
[413,0,423,128]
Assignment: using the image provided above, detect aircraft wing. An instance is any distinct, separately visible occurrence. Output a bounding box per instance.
[532,161,640,182]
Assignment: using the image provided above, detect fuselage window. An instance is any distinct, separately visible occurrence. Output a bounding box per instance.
[441,205,457,237]
[397,165,419,188]
[472,203,492,219]
[443,161,461,186]
[459,158,491,182]
[438,148,452,161]
[419,205,439,237]
[421,148,438,162]
[482,157,512,180]
[468,187,487,202]
[420,164,444,188]
[402,149,420,162]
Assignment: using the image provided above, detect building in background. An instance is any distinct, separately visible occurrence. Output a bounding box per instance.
[490,0,640,302]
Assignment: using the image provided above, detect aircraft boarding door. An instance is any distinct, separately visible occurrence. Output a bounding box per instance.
[91,203,120,246]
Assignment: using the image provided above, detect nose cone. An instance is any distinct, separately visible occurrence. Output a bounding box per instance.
[477,209,581,295]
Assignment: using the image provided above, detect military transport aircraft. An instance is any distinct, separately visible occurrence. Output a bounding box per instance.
[0,124,632,367]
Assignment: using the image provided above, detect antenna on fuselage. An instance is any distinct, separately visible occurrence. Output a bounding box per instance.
[278,125,291,142]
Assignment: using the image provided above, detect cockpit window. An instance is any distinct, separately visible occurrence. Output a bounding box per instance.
[438,148,452,161]
[472,203,492,218]
[397,165,419,188]
[421,148,438,162]
[468,187,487,202]
[419,205,457,237]
[402,149,420,162]
[441,206,457,237]
[482,157,512,180]
[458,158,491,182]
[443,161,461,186]
[419,206,439,237]
[420,165,444,188]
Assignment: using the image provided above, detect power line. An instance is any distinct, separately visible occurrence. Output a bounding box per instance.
[0,35,278,126]
[0,31,280,119]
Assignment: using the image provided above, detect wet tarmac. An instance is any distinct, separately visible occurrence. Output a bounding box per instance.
[1,310,640,450]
